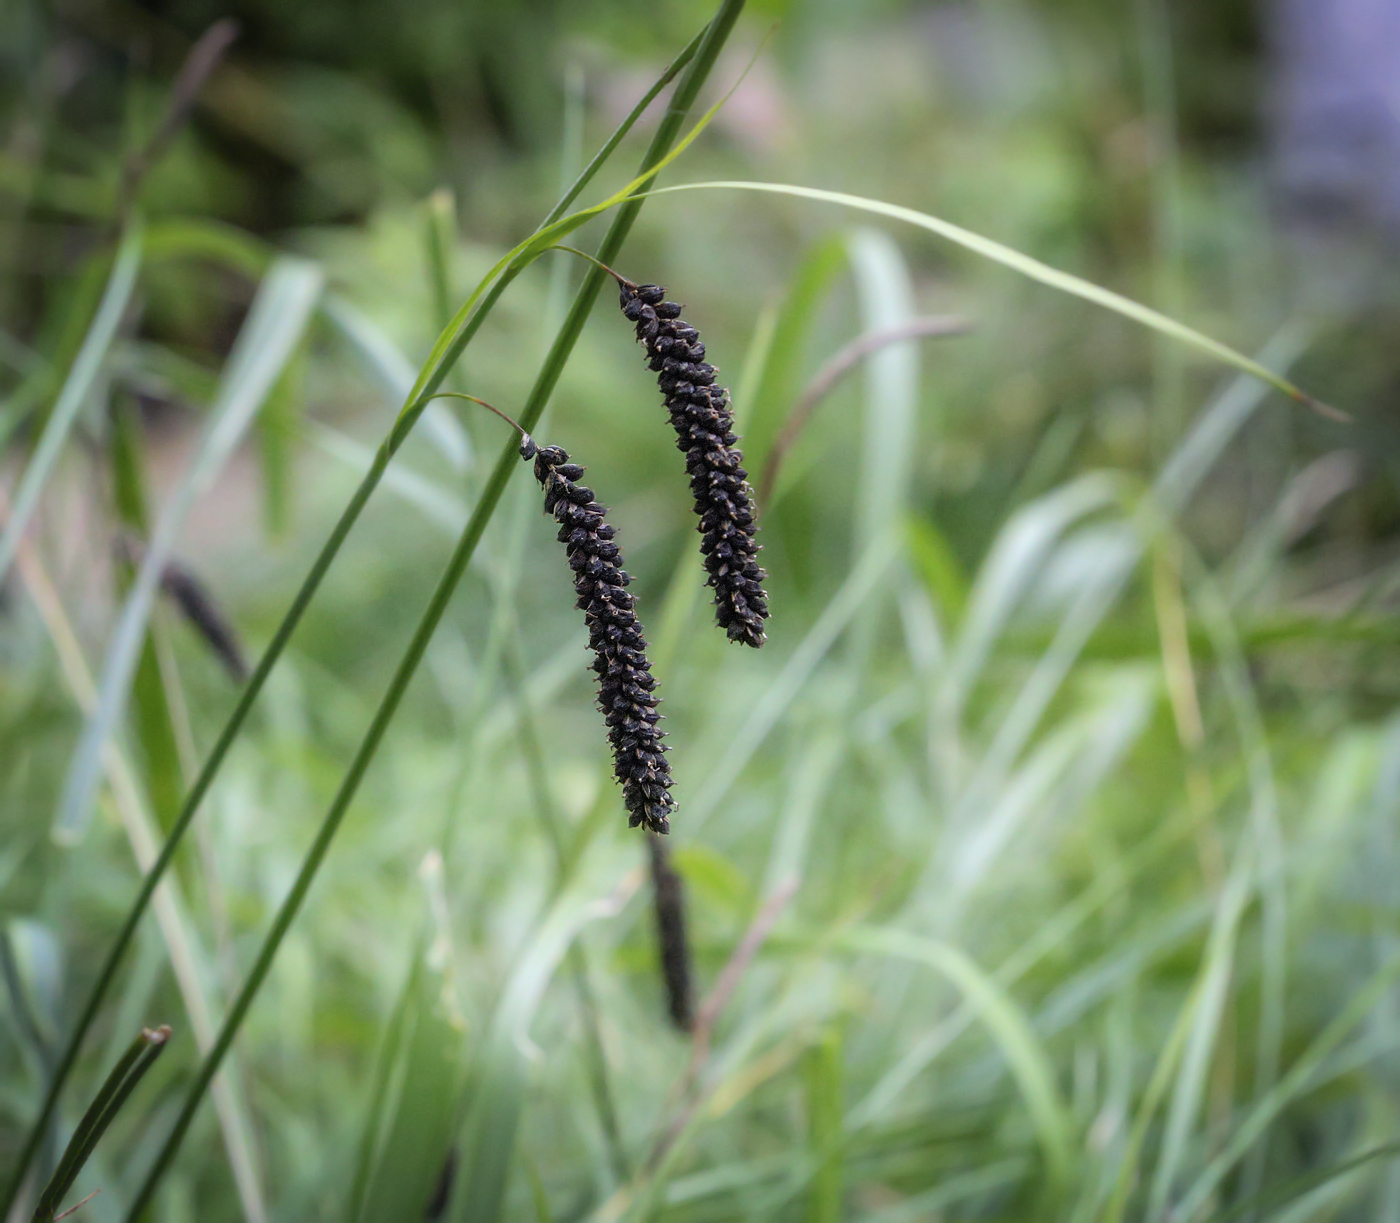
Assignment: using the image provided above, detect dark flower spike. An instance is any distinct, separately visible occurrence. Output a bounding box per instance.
[114,534,248,683]
[526,440,675,833]
[429,393,675,834]
[648,832,695,1030]
[160,561,248,684]
[552,246,769,648]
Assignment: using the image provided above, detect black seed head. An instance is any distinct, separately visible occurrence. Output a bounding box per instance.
[617,280,769,647]
[526,443,675,833]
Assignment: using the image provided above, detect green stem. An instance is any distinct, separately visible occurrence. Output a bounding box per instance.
[121,4,747,1215]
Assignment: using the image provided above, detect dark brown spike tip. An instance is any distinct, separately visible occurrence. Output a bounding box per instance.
[648,833,694,1030]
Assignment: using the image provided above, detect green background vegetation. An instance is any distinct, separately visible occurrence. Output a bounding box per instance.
[3,1,1399,1220]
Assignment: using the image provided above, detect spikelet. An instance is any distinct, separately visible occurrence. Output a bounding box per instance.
[618,280,769,648]
[160,560,248,683]
[115,533,248,683]
[647,832,695,1031]
[522,437,675,834]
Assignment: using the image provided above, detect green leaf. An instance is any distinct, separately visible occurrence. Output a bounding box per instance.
[321,294,472,473]
[424,187,458,335]
[803,1027,844,1223]
[257,337,307,540]
[1201,1143,1400,1223]
[110,399,185,835]
[904,516,967,623]
[743,234,847,477]
[1145,853,1254,1223]
[672,844,750,919]
[835,926,1076,1188]
[143,217,271,279]
[687,537,898,833]
[847,228,919,557]
[33,1025,170,1222]
[655,182,1334,413]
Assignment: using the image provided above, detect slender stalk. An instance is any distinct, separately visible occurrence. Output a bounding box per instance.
[0,24,721,1218]
[121,5,747,1214]
[757,316,971,506]
[117,21,239,226]
[51,1188,100,1221]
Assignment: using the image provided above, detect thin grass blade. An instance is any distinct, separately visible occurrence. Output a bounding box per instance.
[655,183,1333,412]
[321,294,472,473]
[744,234,848,484]
[1145,851,1254,1223]
[1172,950,1400,1221]
[803,1027,844,1223]
[354,855,466,1223]
[32,1025,169,1222]
[847,228,919,557]
[687,537,897,832]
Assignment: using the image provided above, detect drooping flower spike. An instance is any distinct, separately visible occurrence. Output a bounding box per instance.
[622,279,768,647]
[430,393,675,834]
[554,247,770,648]
[524,437,675,833]
[647,832,695,1030]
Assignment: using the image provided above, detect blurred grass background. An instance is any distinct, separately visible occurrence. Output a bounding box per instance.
[3,0,1400,1220]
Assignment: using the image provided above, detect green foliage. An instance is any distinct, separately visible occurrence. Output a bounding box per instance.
[3,2,1399,1223]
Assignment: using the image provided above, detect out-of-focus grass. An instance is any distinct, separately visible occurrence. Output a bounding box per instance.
[4,2,1400,1221]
